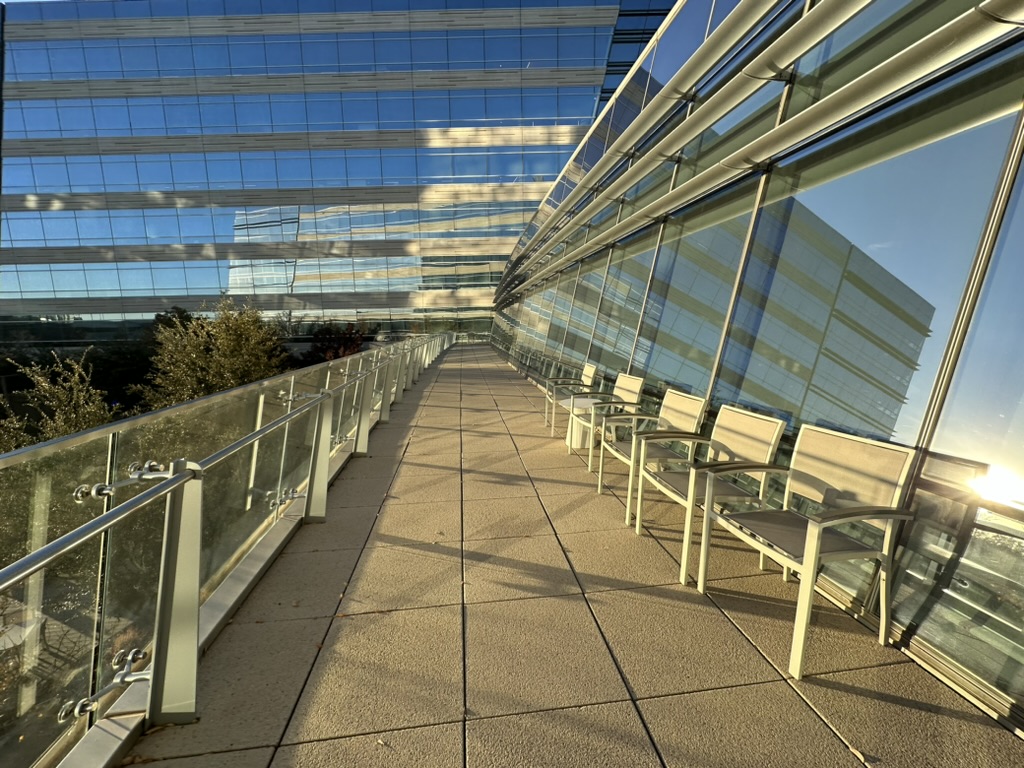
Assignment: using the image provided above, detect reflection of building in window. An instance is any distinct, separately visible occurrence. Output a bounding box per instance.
[717,198,934,439]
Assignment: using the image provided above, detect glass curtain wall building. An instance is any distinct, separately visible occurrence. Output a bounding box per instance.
[495,0,1024,732]
[0,0,671,345]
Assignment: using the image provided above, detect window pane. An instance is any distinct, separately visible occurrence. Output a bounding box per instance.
[631,179,755,397]
[713,45,1023,443]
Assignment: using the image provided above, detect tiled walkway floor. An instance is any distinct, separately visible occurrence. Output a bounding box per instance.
[128,345,1023,767]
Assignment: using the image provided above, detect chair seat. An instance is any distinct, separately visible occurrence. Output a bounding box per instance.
[649,470,756,504]
[720,509,871,562]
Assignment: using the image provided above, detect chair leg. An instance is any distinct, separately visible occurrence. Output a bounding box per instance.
[697,504,713,593]
[597,440,605,493]
[679,471,698,584]
[789,525,822,679]
[759,552,768,571]
[626,461,637,533]
[632,473,644,527]
[586,413,596,472]
[877,554,894,646]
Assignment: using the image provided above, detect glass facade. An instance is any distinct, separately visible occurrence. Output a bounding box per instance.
[0,0,672,342]
[496,0,1024,728]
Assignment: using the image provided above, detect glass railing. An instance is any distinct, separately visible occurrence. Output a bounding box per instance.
[0,333,452,768]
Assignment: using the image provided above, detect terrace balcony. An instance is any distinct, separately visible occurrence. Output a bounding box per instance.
[3,342,1023,767]
[119,346,1022,767]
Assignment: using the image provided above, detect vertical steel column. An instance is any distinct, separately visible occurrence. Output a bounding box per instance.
[149,459,203,725]
[354,371,375,455]
[304,393,334,523]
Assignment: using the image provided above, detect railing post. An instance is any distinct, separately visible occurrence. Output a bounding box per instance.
[393,348,407,404]
[304,392,334,523]
[354,371,375,455]
[380,355,394,423]
[149,459,203,725]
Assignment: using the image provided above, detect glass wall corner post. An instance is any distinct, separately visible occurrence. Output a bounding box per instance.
[303,391,334,524]
[354,370,376,456]
[148,459,202,726]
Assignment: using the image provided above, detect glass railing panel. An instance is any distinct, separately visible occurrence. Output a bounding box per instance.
[1,538,101,768]
[276,409,315,513]
[0,439,111,565]
[93,495,164,717]
[199,411,281,598]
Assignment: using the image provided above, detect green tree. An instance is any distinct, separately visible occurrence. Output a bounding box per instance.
[0,350,121,450]
[142,299,288,409]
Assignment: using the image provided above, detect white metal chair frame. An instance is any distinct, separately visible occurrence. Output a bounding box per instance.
[544,362,598,437]
[697,425,916,679]
[633,405,786,585]
[565,373,645,471]
[595,389,707,526]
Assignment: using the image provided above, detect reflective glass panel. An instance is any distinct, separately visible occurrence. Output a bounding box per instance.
[714,46,1023,442]
[631,178,757,395]
[588,225,659,373]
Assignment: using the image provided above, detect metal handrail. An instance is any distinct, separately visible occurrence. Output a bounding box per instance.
[0,471,193,593]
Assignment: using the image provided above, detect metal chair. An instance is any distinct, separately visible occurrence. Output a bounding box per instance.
[544,362,597,437]
[596,389,707,526]
[634,405,786,585]
[697,424,915,678]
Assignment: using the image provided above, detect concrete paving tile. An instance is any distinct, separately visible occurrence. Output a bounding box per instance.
[462,476,537,500]
[461,460,528,481]
[396,452,462,473]
[639,682,863,767]
[406,436,462,455]
[137,748,274,767]
[794,663,1024,767]
[326,475,393,508]
[462,450,522,469]
[464,535,579,602]
[130,618,329,759]
[463,497,552,540]
[387,472,462,502]
[542,493,627,534]
[287,505,379,552]
[465,594,629,718]
[340,542,463,613]
[466,702,661,768]
[355,436,407,463]
[518,448,588,471]
[284,605,463,741]
[559,529,680,593]
[463,435,518,453]
[649,521,783,584]
[588,584,780,698]
[273,723,463,768]
[368,499,462,545]
[233,549,360,623]
[707,574,910,678]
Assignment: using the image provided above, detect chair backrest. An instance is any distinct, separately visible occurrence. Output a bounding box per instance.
[787,425,915,509]
[611,372,644,404]
[708,405,786,465]
[581,363,597,388]
[656,389,706,433]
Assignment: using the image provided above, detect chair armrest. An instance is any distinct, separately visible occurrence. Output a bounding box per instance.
[591,399,642,413]
[568,392,614,408]
[636,430,707,442]
[545,377,584,385]
[600,413,656,425]
[705,462,790,478]
[807,506,915,526]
